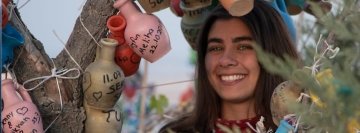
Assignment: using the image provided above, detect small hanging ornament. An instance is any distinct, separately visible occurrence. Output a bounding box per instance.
[137,0,170,14]
[285,0,305,15]
[1,80,44,133]
[113,0,171,63]
[270,80,303,126]
[83,38,125,111]
[1,24,25,70]
[107,14,141,77]
[219,0,254,16]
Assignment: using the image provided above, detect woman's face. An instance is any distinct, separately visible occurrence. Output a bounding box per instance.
[205,18,260,103]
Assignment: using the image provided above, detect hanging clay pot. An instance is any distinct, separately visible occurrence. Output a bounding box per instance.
[181,0,212,9]
[2,0,10,6]
[113,0,171,63]
[180,0,217,50]
[137,0,170,14]
[1,80,44,133]
[270,80,302,126]
[2,2,9,28]
[83,38,125,111]
[107,14,141,77]
[1,23,24,70]
[170,0,184,17]
[114,44,141,77]
[269,0,297,42]
[219,0,254,16]
[84,104,122,133]
[285,0,305,15]
[107,15,127,45]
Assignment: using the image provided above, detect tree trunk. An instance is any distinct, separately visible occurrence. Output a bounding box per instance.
[10,0,117,132]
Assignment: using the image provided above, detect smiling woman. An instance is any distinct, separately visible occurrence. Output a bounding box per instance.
[205,18,260,107]
[160,0,300,132]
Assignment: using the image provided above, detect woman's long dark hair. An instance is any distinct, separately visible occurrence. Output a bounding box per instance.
[160,1,299,132]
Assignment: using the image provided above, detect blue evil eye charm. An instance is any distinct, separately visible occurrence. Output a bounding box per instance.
[276,120,295,133]
[2,23,24,70]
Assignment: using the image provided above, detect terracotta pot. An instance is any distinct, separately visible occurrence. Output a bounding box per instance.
[2,3,9,28]
[107,15,127,44]
[107,14,141,77]
[137,0,170,13]
[1,80,44,133]
[170,0,183,17]
[83,38,125,111]
[113,0,171,63]
[1,24,24,70]
[115,43,141,77]
[219,0,254,16]
[2,0,10,6]
[84,104,122,133]
[285,0,305,15]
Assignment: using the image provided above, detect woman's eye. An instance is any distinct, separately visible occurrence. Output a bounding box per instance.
[207,46,223,52]
[237,45,253,51]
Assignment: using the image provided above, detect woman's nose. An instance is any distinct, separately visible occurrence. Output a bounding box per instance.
[219,50,238,67]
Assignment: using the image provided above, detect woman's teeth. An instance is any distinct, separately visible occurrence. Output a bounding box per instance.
[221,75,245,81]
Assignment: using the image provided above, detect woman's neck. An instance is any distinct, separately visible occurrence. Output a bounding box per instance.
[221,100,256,120]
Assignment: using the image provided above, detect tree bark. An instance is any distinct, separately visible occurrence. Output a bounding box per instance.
[11,0,117,132]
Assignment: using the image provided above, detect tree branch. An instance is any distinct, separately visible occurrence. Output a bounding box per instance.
[12,0,117,132]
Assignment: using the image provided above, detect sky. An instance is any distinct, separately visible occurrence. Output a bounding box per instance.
[19,0,195,105]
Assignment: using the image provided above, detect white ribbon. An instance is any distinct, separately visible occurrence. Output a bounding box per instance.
[22,67,80,91]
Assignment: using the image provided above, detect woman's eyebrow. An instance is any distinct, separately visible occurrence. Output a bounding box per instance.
[232,36,253,43]
[207,38,223,44]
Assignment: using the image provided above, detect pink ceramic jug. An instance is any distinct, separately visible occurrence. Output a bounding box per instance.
[113,0,171,63]
[1,79,44,133]
[107,14,141,77]
[219,0,254,16]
